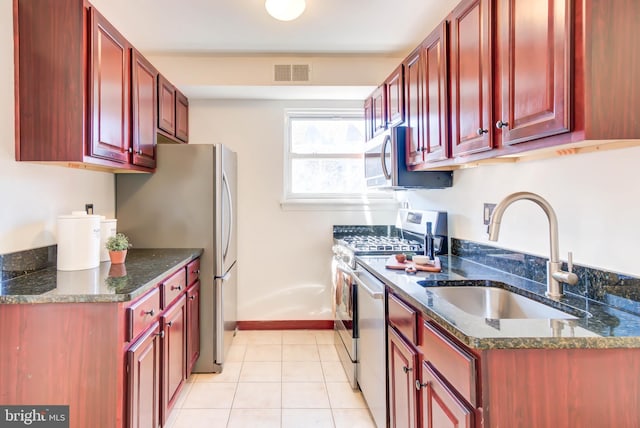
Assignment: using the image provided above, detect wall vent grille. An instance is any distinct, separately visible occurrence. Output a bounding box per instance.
[273,64,311,82]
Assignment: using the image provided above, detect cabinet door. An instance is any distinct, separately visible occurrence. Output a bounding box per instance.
[423,22,450,163]
[364,97,374,141]
[127,322,161,428]
[389,327,419,428]
[89,7,130,163]
[158,75,176,135]
[162,295,187,425]
[450,0,493,156]
[497,0,571,145]
[175,90,189,143]
[372,85,387,136]
[131,50,157,168]
[386,65,405,127]
[186,281,201,376]
[421,362,475,428]
[404,47,425,167]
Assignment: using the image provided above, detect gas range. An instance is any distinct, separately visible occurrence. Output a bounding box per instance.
[332,209,448,268]
[334,234,423,255]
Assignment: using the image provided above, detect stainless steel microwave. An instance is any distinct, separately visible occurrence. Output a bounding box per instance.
[364,126,453,189]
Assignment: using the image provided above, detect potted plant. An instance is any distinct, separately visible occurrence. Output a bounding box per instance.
[105,233,132,264]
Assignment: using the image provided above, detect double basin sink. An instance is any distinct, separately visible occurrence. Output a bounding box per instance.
[419,283,586,320]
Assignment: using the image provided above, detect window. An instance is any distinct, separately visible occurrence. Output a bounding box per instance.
[284,109,390,205]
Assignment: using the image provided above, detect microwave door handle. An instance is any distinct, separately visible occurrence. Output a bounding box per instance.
[380,134,392,180]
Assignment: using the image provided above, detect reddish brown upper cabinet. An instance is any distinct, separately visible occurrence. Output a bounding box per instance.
[158,75,189,144]
[13,0,156,172]
[158,75,176,136]
[364,97,374,141]
[89,8,130,164]
[386,65,405,127]
[175,91,189,143]
[450,0,493,157]
[421,22,450,164]
[495,0,571,146]
[371,85,387,137]
[388,326,419,428]
[403,46,425,167]
[131,50,158,169]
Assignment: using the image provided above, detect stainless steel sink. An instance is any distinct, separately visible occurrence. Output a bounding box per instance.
[427,286,577,319]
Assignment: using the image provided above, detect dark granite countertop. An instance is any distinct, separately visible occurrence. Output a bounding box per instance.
[356,255,640,350]
[0,248,203,304]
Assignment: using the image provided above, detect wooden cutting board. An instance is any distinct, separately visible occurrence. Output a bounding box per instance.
[385,256,442,272]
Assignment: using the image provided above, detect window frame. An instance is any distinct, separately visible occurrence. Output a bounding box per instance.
[282,108,395,207]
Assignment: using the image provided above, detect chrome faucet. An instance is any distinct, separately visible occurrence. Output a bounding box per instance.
[487,191,578,298]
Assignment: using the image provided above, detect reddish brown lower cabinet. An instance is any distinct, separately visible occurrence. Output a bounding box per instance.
[388,327,419,428]
[161,295,187,425]
[186,281,201,375]
[421,362,474,428]
[386,291,640,428]
[127,322,162,428]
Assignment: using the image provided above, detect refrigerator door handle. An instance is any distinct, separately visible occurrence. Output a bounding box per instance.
[222,171,233,259]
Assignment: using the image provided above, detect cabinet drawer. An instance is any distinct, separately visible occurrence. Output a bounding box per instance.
[127,287,161,342]
[422,320,477,407]
[388,293,418,344]
[162,268,186,308]
[186,258,200,286]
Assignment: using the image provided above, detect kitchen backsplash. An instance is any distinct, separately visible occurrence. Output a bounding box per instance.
[0,245,57,281]
[451,238,640,316]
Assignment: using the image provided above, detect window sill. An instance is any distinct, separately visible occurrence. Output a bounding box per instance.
[280,198,400,211]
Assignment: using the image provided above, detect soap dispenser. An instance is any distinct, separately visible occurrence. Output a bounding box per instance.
[424,222,434,260]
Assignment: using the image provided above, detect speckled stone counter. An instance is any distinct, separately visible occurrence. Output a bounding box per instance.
[356,255,640,350]
[0,248,202,304]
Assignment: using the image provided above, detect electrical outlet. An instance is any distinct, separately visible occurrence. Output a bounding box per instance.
[85,203,94,214]
[483,203,496,225]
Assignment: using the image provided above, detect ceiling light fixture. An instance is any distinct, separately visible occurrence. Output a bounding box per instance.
[265,0,306,21]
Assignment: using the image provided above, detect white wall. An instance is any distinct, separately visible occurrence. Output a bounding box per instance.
[0,0,115,253]
[189,99,397,321]
[399,147,640,276]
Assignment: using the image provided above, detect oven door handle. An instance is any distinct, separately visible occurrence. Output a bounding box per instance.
[353,271,384,300]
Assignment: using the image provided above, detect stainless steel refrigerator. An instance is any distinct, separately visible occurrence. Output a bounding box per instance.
[115,144,237,373]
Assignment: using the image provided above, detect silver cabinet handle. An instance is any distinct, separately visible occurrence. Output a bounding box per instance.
[144,309,155,316]
[476,128,489,136]
[496,120,509,129]
[403,366,412,374]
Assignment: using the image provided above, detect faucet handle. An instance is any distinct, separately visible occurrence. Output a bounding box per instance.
[567,252,573,273]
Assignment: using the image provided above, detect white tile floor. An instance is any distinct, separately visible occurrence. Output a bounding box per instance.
[166,330,376,428]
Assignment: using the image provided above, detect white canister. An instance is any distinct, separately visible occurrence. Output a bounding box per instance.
[99,217,118,262]
[57,213,102,271]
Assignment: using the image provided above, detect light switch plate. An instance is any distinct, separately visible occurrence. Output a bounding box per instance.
[483,203,496,225]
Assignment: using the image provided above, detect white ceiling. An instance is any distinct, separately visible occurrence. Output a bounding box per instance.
[90,0,459,98]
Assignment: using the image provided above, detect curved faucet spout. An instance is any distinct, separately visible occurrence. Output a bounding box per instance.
[487,191,576,299]
[487,191,559,263]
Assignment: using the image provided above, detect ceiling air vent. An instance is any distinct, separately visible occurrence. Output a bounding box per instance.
[273,64,311,82]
